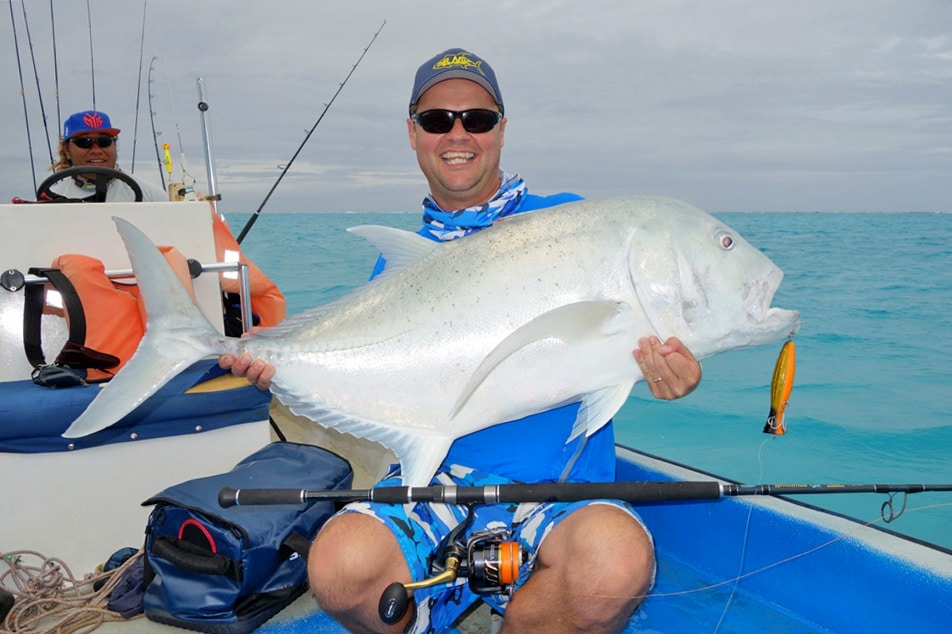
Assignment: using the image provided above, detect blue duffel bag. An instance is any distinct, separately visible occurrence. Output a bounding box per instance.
[141,441,353,633]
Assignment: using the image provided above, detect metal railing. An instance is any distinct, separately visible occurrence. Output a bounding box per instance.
[1,259,253,334]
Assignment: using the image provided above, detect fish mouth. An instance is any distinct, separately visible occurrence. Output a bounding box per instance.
[747,268,800,337]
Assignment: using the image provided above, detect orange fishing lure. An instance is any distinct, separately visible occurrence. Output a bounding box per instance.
[763,339,796,435]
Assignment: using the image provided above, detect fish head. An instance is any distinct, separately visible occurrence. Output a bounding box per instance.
[626,197,800,359]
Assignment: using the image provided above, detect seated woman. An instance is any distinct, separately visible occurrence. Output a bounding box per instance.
[29,110,285,381]
[44,110,169,202]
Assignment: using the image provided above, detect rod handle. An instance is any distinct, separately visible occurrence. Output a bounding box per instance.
[218,487,305,508]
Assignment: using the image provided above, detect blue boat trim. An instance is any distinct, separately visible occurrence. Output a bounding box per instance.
[0,359,272,453]
[619,443,952,557]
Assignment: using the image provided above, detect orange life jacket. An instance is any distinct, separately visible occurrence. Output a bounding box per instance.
[37,210,285,382]
[48,247,195,382]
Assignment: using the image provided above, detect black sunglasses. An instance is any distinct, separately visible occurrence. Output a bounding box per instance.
[70,136,115,149]
[412,109,502,135]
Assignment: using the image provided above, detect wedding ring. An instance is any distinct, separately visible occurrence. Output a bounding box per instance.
[652,376,663,383]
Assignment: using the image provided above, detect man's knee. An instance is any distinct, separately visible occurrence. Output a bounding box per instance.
[542,504,654,601]
[308,513,407,611]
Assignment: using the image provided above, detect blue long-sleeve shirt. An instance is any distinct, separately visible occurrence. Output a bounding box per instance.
[376,192,617,484]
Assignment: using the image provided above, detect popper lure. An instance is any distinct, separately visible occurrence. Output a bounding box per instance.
[764,338,796,435]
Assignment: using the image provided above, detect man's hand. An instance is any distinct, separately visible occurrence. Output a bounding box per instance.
[633,336,701,400]
[219,353,275,391]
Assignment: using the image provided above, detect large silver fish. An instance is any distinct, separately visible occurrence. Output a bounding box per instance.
[64,196,799,486]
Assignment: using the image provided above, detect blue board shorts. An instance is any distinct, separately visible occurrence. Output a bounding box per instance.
[339,463,653,634]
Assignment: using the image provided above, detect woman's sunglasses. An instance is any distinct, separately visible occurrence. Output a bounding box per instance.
[69,136,116,149]
[411,109,502,135]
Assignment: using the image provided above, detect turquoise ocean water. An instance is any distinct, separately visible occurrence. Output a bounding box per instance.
[230,210,952,552]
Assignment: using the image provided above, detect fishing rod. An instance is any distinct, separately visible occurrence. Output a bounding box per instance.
[130,0,149,172]
[7,0,38,193]
[17,0,54,167]
[85,0,95,109]
[221,478,952,626]
[49,0,61,141]
[147,56,166,190]
[234,19,387,244]
[219,481,952,509]
[151,23,198,199]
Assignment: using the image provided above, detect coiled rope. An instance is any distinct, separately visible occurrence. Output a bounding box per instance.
[0,549,142,633]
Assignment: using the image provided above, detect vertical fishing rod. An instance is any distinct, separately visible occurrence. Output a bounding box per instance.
[152,23,197,195]
[7,0,38,192]
[85,0,96,108]
[234,19,387,244]
[130,0,149,172]
[49,0,61,139]
[18,0,54,166]
[147,57,166,190]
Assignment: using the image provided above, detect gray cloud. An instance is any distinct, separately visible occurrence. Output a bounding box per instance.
[2,0,950,213]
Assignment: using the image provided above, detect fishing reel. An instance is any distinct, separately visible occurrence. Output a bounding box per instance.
[378,526,526,625]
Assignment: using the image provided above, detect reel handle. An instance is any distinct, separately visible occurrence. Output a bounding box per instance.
[377,552,462,624]
[378,582,410,625]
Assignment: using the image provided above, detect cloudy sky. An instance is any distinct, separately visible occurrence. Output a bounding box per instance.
[2,0,950,214]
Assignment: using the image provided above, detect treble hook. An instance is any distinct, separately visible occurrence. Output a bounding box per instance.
[881,492,908,523]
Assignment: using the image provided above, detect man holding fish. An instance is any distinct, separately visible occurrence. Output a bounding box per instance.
[223,49,701,633]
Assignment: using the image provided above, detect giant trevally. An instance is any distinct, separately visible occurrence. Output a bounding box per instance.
[63,196,799,486]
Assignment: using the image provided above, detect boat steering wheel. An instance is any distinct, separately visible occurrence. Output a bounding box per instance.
[36,166,143,203]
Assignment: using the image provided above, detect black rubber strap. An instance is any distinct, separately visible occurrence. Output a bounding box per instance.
[23,267,87,368]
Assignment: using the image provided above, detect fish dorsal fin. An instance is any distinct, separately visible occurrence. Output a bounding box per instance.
[346,225,440,273]
[450,301,632,419]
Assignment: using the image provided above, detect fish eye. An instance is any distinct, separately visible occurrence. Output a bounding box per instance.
[715,230,735,251]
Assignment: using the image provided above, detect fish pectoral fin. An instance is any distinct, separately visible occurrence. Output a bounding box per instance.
[450,301,632,419]
[571,384,635,441]
[346,225,440,273]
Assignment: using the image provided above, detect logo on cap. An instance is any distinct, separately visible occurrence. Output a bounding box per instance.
[433,52,486,77]
[83,112,106,129]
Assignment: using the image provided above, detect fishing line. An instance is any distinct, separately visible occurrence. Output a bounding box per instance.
[714,340,793,629]
[654,500,952,599]
[554,499,952,606]
[712,438,771,633]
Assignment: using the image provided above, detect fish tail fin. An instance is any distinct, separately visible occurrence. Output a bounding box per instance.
[62,217,222,438]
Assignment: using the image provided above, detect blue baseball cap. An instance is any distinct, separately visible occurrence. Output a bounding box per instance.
[409,49,504,115]
[63,110,120,139]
